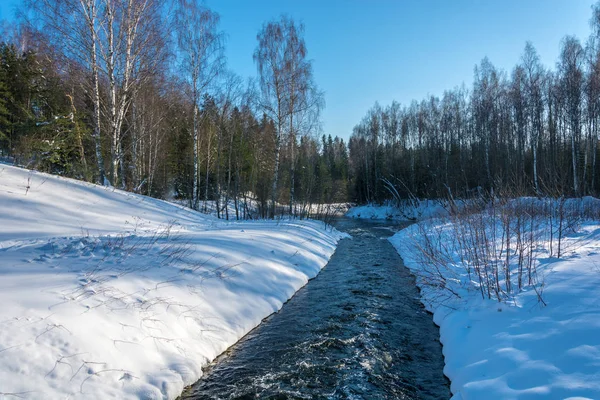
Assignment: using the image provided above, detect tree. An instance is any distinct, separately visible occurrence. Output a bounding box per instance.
[558,36,584,195]
[521,42,545,195]
[254,16,321,217]
[174,0,224,209]
[27,0,107,183]
[0,44,13,153]
[473,57,503,192]
[102,0,165,187]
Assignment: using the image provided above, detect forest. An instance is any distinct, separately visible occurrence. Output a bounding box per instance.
[351,5,600,203]
[3,1,600,218]
[0,0,349,219]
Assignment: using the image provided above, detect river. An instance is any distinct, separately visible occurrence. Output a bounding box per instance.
[180,218,450,399]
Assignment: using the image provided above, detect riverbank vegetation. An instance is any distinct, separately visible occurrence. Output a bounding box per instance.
[350,3,600,204]
[0,0,349,220]
[390,195,600,399]
[4,2,600,217]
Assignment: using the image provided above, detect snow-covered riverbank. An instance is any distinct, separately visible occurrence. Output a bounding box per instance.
[345,200,449,221]
[0,164,347,399]
[390,205,600,400]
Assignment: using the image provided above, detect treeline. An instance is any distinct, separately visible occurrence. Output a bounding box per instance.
[9,2,598,214]
[349,3,600,203]
[0,0,349,218]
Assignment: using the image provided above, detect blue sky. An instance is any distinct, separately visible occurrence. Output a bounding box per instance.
[1,0,596,140]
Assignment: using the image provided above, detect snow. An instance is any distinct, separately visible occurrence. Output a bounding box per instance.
[390,202,600,400]
[170,197,351,221]
[346,199,450,221]
[0,164,347,399]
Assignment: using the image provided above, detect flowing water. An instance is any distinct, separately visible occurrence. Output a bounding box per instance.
[180,218,450,400]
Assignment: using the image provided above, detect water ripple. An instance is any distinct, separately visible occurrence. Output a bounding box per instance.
[180,219,450,400]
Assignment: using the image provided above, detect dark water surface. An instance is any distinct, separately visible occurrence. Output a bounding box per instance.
[180,218,450,400]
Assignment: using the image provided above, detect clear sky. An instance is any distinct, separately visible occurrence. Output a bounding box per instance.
[1,0,597,140]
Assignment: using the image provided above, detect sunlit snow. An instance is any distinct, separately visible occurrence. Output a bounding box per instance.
[0,164,347,399]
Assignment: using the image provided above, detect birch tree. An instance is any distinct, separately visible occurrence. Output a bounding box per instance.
[558,36,584,195]
[521,42,544,195]
[282,20,321,215]
[254,18,288,217]
[254,16,320,217]
[174,0,224,209]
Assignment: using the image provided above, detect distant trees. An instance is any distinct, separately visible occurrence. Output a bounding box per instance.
[16,0,600,214]
[521,42,544,194]
[1,3,345,218]
[348,3,600,203]
[557,36,584,195]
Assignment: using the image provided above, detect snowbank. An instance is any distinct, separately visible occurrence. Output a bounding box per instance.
[346,199,449,221]
[390,205,600,400]
[171,197,352,221]
[0,164,347,399]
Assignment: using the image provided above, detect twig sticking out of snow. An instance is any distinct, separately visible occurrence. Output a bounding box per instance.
[403,196,600,306]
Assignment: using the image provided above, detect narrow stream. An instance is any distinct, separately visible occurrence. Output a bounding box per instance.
[180,218,450,399]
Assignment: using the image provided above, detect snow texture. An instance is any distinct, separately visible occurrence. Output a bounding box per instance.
[390,208,600,400]
[0,164,347,399]
[345,200,449,221]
